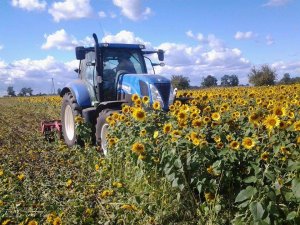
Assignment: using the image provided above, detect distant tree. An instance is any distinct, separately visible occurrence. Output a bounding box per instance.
[201,75,218,87]
[7,86,16,96]
[27,87,33,96]
[19,88,27,96]
[19,87,33,96]
[279,73,292,84]
[57,88,62,95]
[171,75,190,90]
[220,74,239,87]
[248,65,277,86]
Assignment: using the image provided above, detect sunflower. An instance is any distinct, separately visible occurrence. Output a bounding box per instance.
[263,114,280,130]
[100,189,114,198]
[46,213,55,223]
[132,108,146,122]
[131,94,140,102]
[273,105,286,117]
[230,141,240,150]
[169,104,175,111]
[140,129,146,137]
[192,118,203,127]
[248,112,260,124]
[122,105,130,114]
[280,146,291,155]
[207,166,214,175]
[226,135,233,142]
[293,121,300,131]
[296,136,300,145]
[203,116,211,124]
[288,112,295,119]
[131,142,145,155]
[204,192,215,202]
[242,137,255,150]
[163,123,172,134]
[28,221,38,225]
[177,110,187,121]
[53,217,62,225]
[211,112,220,121]
[192,138,200,146]
[18,173,25,181]
[121,204,138,211]
[152,101,161,110]
[142,96,150,104]
[260,151,269,161]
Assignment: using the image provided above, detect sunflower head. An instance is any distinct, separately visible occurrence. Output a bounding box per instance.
[152,101,161,110]
[263,114,280,130]
[242,137,256,150]
[211,112,220,121]
[132,108,146,122]
[163,123,172,134]
[131,142,145,155]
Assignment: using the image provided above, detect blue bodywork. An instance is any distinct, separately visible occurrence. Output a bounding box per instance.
[60,79,91,108]
[118,74,171,110]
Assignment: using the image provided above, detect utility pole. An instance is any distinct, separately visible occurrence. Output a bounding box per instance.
[51,78,55,95]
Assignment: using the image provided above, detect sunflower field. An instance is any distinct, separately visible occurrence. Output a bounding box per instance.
[0,84,300,225]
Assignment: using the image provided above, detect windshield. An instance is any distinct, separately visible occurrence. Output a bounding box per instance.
[103,48,147,74]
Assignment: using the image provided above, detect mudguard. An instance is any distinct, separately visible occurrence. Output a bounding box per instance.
[60,79,91,108]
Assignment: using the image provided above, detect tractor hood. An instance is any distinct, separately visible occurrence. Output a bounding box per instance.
[118,73,174,110]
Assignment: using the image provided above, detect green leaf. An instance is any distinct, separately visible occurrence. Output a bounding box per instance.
[250,201,264,221]
[243,176,257,184]
[286,211,297,221]
[174,158,182,169]
[235,186,257,203]
[292,178,300,199]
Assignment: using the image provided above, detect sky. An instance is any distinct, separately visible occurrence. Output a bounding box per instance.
[0,0,300,96]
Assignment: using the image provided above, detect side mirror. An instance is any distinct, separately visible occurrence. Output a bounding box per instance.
[152,62,165,67]
[75,46,85,60]
[157,49,164,61]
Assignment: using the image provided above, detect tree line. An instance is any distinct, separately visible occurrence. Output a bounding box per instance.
[6,86,62,97]
[171,64,300,90]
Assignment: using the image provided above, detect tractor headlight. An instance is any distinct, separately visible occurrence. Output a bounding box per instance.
[168,85,176,106]
[149,84,164,108]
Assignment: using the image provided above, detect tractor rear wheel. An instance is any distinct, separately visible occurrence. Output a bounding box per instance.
[95,109,117,156]
[61,92,82,147]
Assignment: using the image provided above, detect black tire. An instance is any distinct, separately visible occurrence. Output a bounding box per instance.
[95,109,118,156]
[61,92,82,147]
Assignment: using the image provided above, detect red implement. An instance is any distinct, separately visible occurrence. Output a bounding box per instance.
[41,120,62,140]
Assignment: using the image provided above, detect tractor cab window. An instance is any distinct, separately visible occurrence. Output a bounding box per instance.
[102,48,146,100]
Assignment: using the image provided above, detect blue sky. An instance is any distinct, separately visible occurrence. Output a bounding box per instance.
[0,0,300,95]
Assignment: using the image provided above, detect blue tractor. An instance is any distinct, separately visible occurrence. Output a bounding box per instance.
[60,33,175,154]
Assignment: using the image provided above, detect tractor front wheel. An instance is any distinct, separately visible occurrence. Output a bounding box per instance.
[95,109,117,156]
[61,92,81,147]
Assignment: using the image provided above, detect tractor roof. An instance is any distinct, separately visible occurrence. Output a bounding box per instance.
[84,43,145,52]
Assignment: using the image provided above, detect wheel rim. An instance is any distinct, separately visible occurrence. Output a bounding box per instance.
[101,123,109,155]
[64,105,75,141]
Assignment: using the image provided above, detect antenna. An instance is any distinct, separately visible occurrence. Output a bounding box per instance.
[51,78,56,95]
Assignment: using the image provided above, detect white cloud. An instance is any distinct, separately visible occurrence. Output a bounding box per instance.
[11,0,46,11]
[48,0,92,22]
[98,11,107,18]
[263,0,291,7]
[0,45,3,50]
[112,0,151,21]
[234,31,256,40]
[41,29,93,50]
[101,30,151,47]
[271,60,300,77]
[0,57,78,95]
[266,35,274,45]
[98,10,117,19]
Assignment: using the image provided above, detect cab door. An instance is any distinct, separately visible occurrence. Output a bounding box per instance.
[81,52,97,105]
